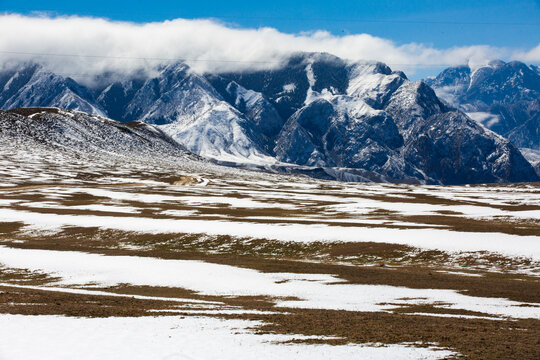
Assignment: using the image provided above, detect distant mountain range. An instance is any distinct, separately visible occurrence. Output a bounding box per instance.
[0,53,538,184]
[425,60,540,173]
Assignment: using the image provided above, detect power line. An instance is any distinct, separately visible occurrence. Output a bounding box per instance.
[0,49,490,99]
[0,50,466,68]
[0,50,282,64]
[0,50,458,95]
[196,15,540,26]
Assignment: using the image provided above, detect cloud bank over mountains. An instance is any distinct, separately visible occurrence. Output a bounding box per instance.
[1,13,539,83]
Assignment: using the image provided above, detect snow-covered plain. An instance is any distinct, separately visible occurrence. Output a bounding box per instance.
[0,314,454,360]
[1,247,538,319]
[1,208,538,261]
[1,144,539,269]
[0,139,538,359]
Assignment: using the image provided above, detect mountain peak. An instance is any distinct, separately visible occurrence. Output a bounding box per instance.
[487,59,506,68]
[426,60,540,153]
[1,53,538,184]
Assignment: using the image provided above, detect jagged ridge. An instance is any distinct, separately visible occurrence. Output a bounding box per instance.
[0,54,538,184]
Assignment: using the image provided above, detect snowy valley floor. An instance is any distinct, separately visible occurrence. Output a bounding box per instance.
[0,146,539,359]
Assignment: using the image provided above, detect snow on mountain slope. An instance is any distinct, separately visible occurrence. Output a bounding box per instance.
[379,79,536,184]
[0,107,193,160]
[425,60,540,150]
[122,63,216,124]
[205,77,285,155]
[521,147,540,176]
[266,56,536,184]
[223,81,284,153]
[0,55,538,184]
[491,99,539,149]
[160,101,275,164]
[274,96,427,182]
[213,53,348,121]
[109,63,273,164]
[383,80,447,134]
[347,62,406,109]
[217,56,431,182]
[0,63,104,116]
[403,111,535,184]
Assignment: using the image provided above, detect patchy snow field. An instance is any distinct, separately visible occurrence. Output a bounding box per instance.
[0,143,539,359]
[1,247,538,319]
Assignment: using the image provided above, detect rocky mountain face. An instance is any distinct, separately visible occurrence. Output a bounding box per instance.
[425,60,540,151]
[0,54,538,184]
[96,63,271,163]
[0,107,192,160]
[0,63,105,116]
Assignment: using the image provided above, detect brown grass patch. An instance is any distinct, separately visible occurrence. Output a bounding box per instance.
[257,309,540,360]
[387,215,540,236]
[0,284,196,317]
[0,222,24,235]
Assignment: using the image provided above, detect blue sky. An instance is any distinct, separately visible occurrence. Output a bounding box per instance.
[3,0,540,49]
[1,1,539,80]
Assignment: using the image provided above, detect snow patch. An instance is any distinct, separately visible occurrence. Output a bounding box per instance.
[0,247,538,319]
[0,314,454,360]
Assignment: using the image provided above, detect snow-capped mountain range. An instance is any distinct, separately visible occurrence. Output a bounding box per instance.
[0,53,538,184]
[425,60,540,173]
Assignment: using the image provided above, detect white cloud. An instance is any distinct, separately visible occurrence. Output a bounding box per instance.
[0,13,539,83]
[515,43,540,63]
